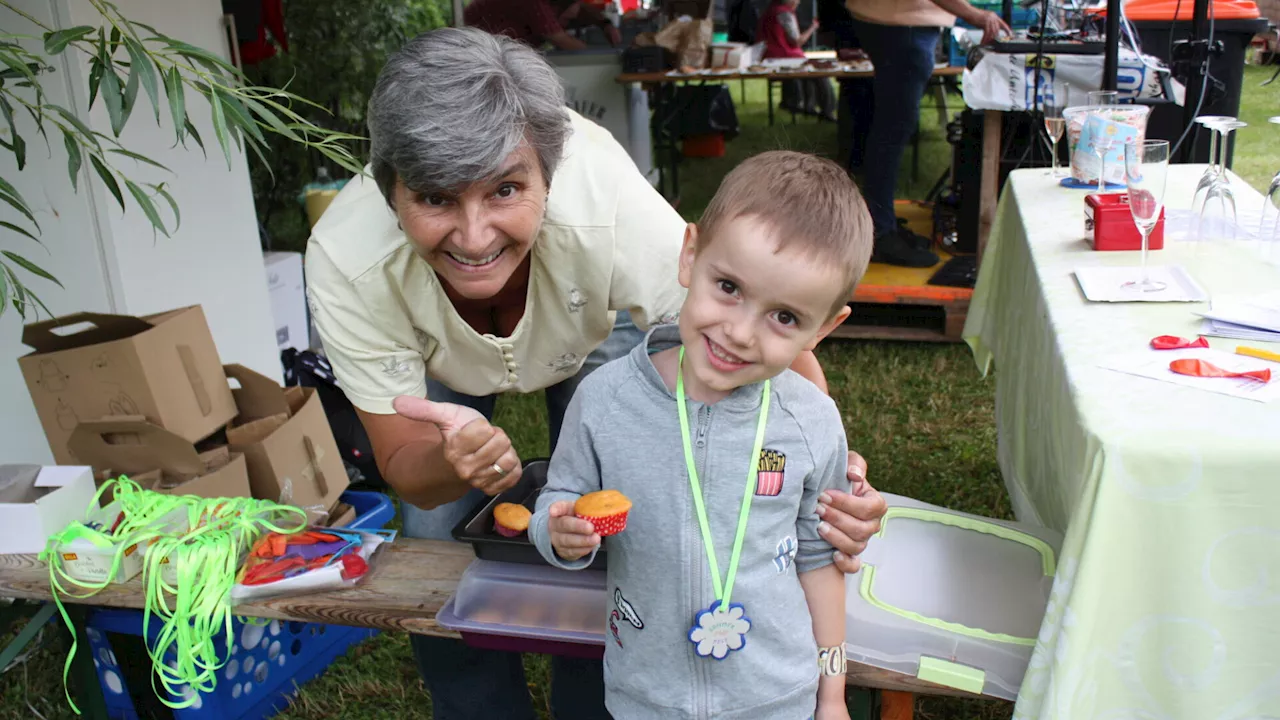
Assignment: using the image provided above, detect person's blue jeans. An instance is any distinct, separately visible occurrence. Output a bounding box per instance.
[848,21,941,237]
[402,311,646,720]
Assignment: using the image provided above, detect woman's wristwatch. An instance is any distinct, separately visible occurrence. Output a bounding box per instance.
[817,644,847,676]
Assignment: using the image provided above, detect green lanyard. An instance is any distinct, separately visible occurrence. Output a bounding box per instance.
[676,347,771,608]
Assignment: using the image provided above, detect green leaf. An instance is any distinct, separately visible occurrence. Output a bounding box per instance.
[241,96,302,143]
[109,26,121,54]
[0,220,40,243]
[100,66,125,137]
[25,288,53,320]
[121,60,139,128]
[148,182,180,231]
[163,66,186,141]
[0,55,39,84]
[209,92,232,167]
[107,148,169,172]
[0,267,7,318]
[88,154,125,210]
[88,59,104,109]
[165,40,239,76]
[124,37,160,123]
[0,186,38,230]
[9,133,25,171]
[182,118,205,157]
[63,131,82,190]
[0,96,14,137]
[125,180,168,237]
[215,89,266,148]
[42,26,95,55]
[10,267,26,316]
[48,104,101,151]
[2,251,62,287]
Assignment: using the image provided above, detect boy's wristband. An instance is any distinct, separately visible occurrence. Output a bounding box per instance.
[817,644,847,676]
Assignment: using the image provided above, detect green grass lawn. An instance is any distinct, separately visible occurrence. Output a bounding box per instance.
[4,65,1279,720]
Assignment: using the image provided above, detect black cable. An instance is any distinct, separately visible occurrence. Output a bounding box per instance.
[1169,0,1213,158]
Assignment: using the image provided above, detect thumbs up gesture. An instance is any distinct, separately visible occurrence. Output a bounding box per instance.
[392,396,523,495]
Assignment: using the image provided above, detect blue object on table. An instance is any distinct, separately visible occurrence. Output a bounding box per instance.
[85,490,393,720]
[1060,177,1126,190]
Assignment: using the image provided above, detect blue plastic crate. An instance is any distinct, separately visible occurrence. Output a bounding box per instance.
[85,490,393,720]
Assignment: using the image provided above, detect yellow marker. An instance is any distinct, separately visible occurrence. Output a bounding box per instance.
[1236,346,1280,364]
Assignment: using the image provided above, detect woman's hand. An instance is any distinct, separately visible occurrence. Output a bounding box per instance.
[970,8,1012,44]
[392,396,523,495]
[817,451,888,573]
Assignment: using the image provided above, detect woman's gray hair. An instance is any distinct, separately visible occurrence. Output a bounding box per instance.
[367,27,570,206]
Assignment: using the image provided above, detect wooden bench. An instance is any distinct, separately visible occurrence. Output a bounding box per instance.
[0,539,983,719]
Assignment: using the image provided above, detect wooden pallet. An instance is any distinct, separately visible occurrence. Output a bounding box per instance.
[828,201,973,343]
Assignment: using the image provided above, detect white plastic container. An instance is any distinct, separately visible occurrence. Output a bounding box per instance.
[846,493,1062,700]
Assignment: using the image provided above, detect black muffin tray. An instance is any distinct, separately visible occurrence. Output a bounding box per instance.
[451,458,608,571]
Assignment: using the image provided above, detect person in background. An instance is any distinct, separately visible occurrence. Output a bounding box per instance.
[760,0,837,121]
[844,0,1009,268]
[464,0,622,50]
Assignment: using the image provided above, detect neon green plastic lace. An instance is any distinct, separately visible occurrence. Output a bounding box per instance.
[40,476,307,714]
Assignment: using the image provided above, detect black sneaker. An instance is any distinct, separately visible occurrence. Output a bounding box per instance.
[871,230,940,267]
[896,217,932,251]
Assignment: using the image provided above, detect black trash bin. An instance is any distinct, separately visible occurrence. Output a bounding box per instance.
[1125,1,1266,165]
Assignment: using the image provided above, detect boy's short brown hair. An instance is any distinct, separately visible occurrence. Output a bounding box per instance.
[697,151,873,317]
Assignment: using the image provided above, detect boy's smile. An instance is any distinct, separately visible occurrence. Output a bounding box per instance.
[670,216,852,403]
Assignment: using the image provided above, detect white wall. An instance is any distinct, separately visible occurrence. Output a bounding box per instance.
[0,0,280,464]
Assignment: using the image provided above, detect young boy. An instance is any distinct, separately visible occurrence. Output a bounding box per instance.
[529,151,873,720]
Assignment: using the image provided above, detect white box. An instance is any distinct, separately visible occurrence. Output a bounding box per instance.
[264,251,308,352]
[710,42,763,70]
[0,465,98,555]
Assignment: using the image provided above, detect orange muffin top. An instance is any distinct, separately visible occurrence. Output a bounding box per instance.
[574,489,633,517]
[493,503,531,531]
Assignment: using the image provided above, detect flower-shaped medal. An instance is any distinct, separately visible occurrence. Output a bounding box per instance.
[676,347,770,660]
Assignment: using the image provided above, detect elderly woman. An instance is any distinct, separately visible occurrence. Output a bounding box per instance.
[306,27,887,720]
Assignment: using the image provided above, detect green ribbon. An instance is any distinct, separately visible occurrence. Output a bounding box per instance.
[676,346,771,609]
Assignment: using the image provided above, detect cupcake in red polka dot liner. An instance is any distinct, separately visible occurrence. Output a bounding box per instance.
[574,490,632,536]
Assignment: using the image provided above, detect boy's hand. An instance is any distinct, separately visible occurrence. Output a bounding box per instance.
[392,396,522,495]
[548,500,601,561]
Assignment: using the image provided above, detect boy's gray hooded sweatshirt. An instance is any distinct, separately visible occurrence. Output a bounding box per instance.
[530,325,850,720]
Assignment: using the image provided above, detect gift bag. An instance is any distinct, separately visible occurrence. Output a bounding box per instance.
[654,17,713,68]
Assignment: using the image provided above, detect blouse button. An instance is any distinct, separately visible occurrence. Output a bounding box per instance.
[507,372,519,383]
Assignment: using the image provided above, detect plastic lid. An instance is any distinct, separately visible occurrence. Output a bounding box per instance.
[1100,0,1260,20]
[443,559,606,645]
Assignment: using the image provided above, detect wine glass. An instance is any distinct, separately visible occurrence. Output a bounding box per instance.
[1087,90,1118,106]
[1089,107,1118,192]
[1044,100,1066,178]
[1192,115,1233,213]
[1196,119,1246,242]
[1122,140,1170,293]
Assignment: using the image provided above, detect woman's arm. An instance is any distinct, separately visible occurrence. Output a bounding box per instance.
[357,410,469,509]
[788,350,828,393]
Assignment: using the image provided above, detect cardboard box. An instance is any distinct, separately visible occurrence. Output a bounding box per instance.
[19,307,237,464]
[0,465,98,555]
[709,42,762,70]
[67,418,251,500]
[223,364,349,515]
[264,252,309,352]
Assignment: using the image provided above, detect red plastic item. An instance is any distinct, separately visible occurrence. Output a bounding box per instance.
[1169,358,1271,382]
[340,554,369,581]
[1151,335,1210,350]
[1105,0,1260,21]
[1086,194,1165,251]
[682,134,726,158]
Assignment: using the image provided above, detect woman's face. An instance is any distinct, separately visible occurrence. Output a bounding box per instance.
[393,144,547,301]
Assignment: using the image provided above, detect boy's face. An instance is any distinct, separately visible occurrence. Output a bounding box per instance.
[676,216,852,396]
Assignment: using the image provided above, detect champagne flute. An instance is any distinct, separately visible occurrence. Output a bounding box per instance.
[1089,107,1117,192]
[1044,100,1066,178]
[1123,140,1170,293]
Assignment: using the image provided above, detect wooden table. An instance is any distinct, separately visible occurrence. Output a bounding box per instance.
[616,66,965,203]
[1,538,984,719]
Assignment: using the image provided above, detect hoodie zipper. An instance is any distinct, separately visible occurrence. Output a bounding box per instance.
[695,406,711,720]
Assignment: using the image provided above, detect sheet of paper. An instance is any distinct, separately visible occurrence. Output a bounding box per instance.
[1074,265,1209,303]
[1099,348,1280,403]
